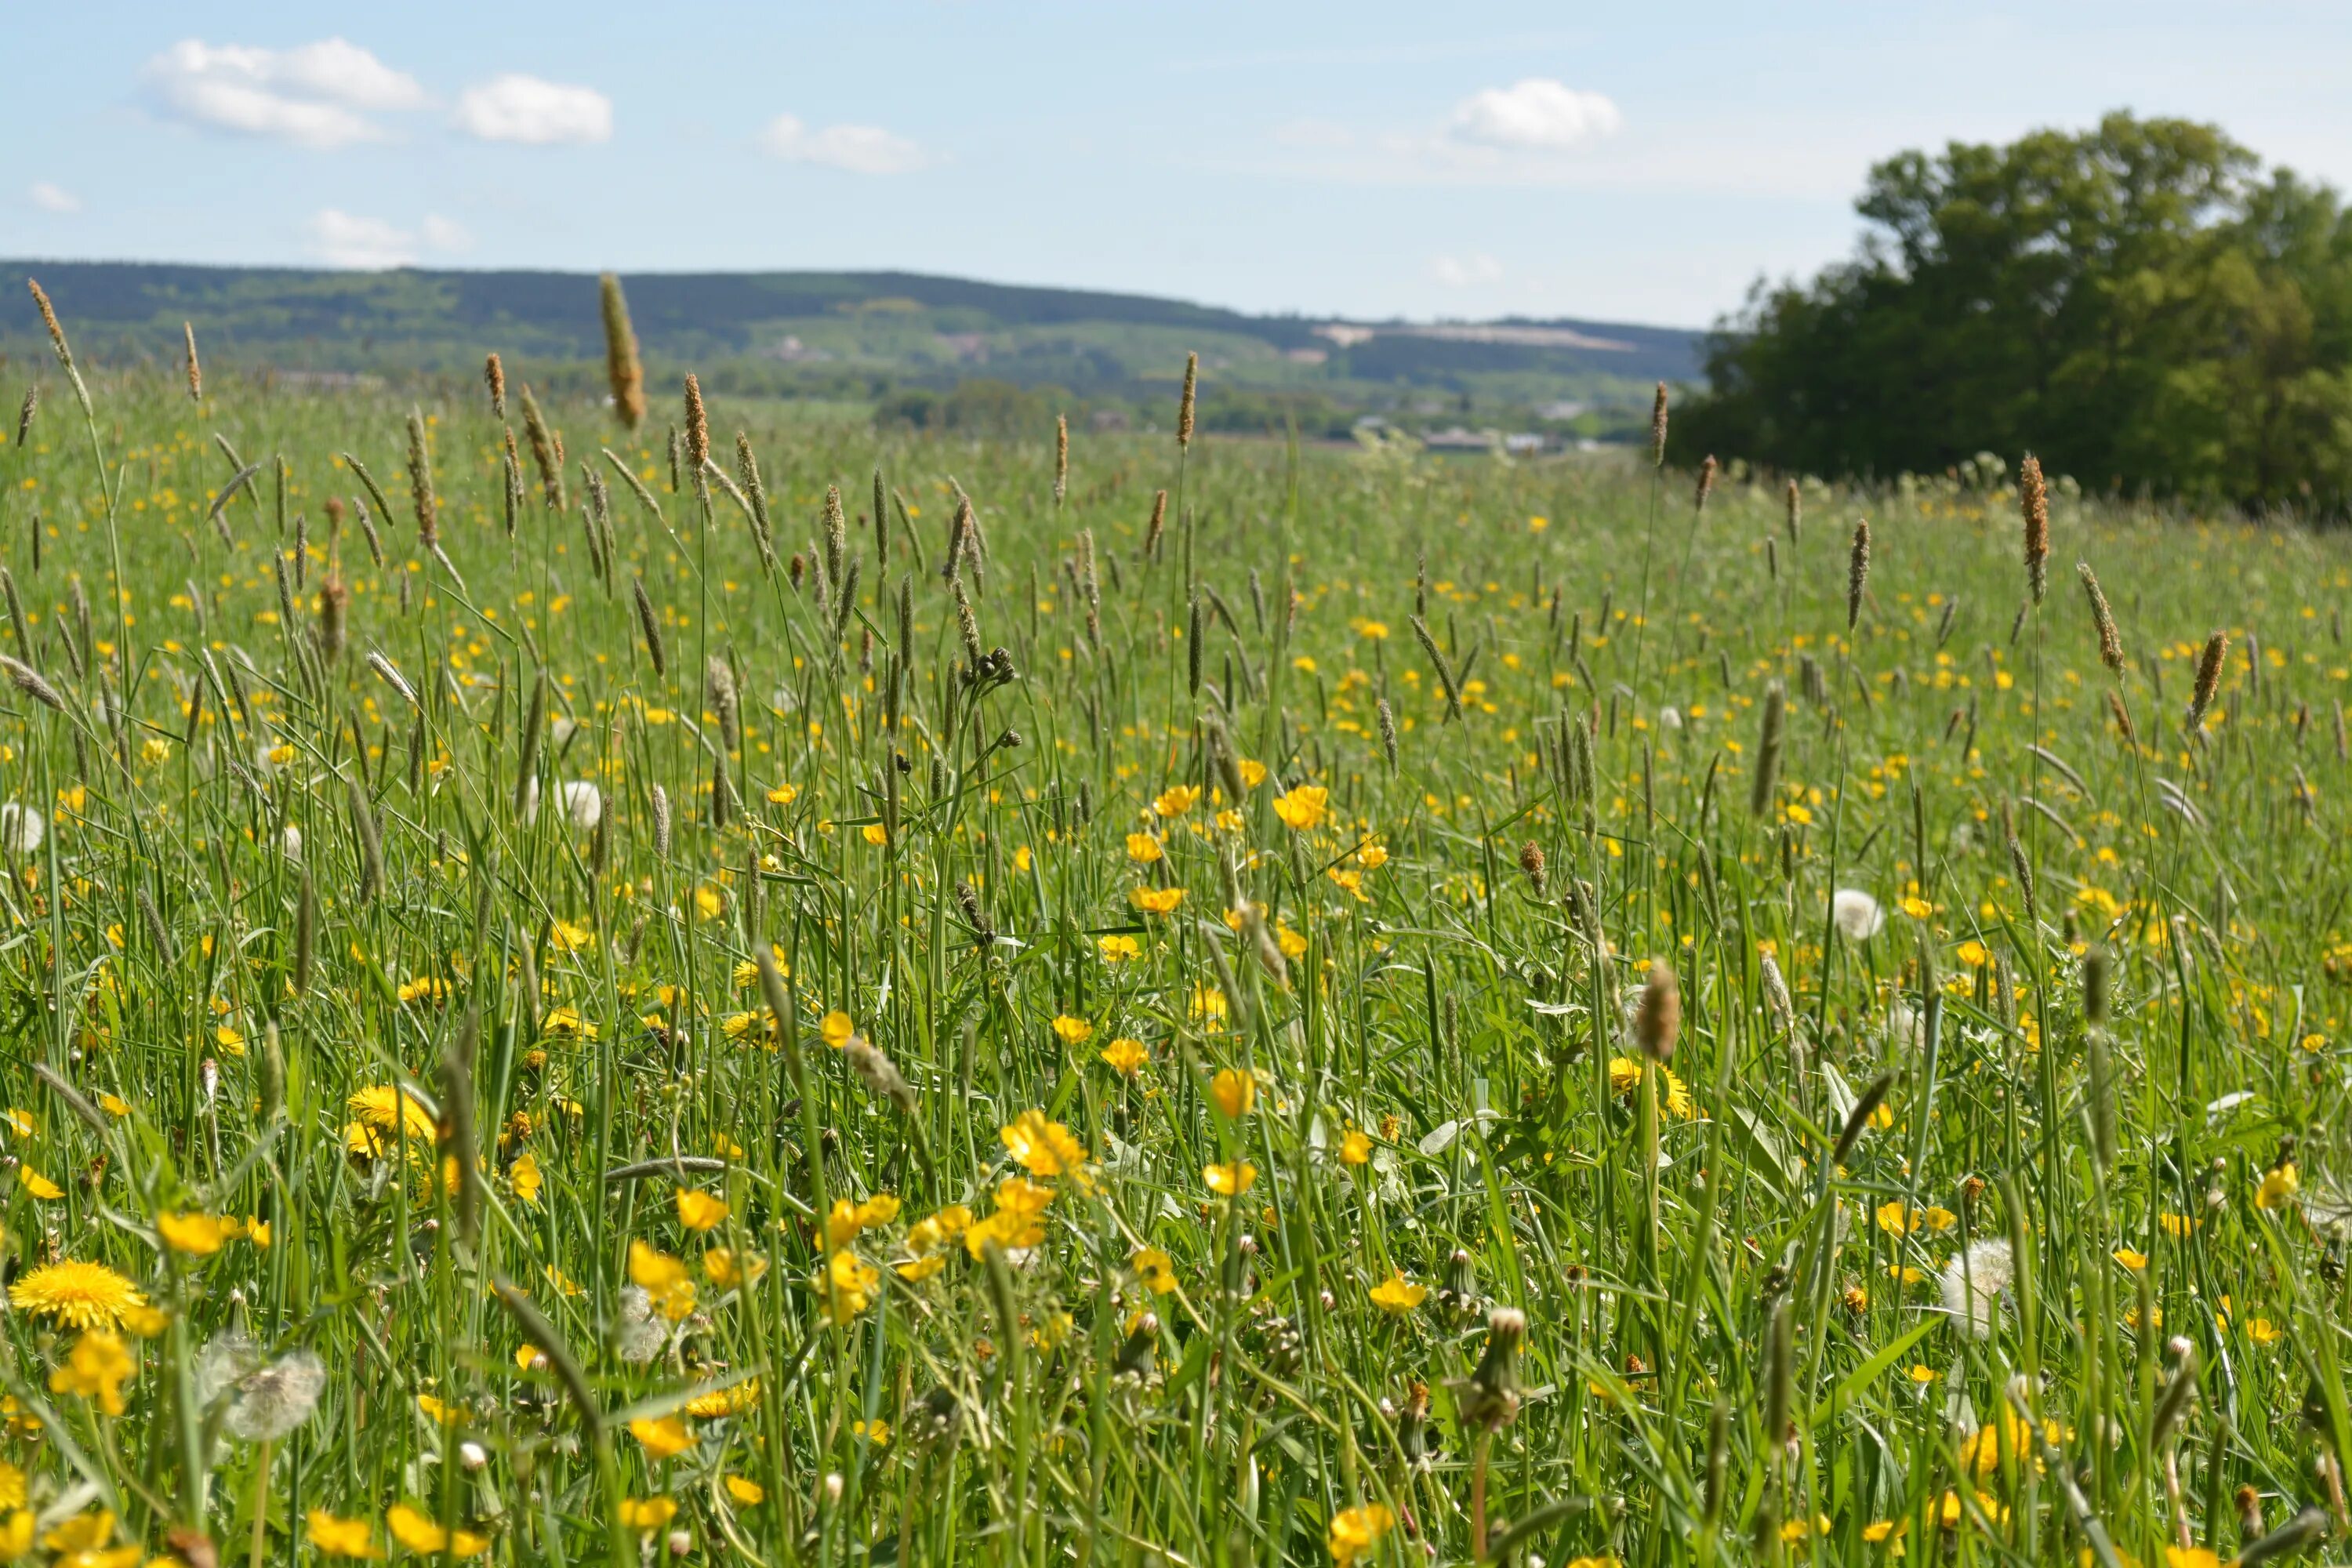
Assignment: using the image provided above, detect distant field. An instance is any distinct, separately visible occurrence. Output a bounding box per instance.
[1,311,2350,1568]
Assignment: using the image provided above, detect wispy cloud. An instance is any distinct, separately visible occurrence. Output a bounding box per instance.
[1431,252,1504,288]
[144,38,424,149]
[306,208,471,269]
[28,182,82,213]
[453,74,612,146]
[1241,78,1630,188]
[760,114,925,175]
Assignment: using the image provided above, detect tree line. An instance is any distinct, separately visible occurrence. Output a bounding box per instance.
[1681,113,2352,516]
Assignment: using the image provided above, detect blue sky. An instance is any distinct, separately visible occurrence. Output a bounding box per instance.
[5,2,2350,328]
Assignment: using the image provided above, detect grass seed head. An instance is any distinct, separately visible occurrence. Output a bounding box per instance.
[2188,630,2227,730]
[484,352,506,419]
[2076,561,2123,674]
[682,373,709,471]
[1178,352,1198,448]
[600,274,647,430]
[183,322,201,401]
[1634,958,1679,1061]
[1846,517,1871,632]
[1649,381,1668,467]
[405,408,437,546]
[2020,454,2049,602]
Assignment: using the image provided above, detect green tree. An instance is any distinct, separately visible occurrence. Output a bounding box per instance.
[1682,113,2352,514]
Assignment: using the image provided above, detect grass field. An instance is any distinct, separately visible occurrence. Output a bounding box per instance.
[2,291,2351,1568]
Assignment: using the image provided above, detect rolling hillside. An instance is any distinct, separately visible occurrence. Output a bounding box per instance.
[2,260,1700,438]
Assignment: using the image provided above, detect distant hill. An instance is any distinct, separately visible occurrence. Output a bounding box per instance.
[2,260,1700,439]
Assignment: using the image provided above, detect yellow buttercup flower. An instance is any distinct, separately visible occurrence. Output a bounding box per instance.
[675,1189,730,1231]
[306,1511,382,1559]
[630,1240,696,1321]
[1367,1271,1426,1314]
[1000,1109,1092,1182]
[629,1414,694,1460]
[158,1211,238,1256]
[385,1504,488,1557]
[618,1497,678,1532]
[1153,785,1200,818]
[48,1330,136,1415]
[1204,1162,1257,1196]
[1131,886,1185,915]
[1134,1247,1178,1293]
[1210,1067,1256,1120]
[1125,833,1163,863]
[1051,1015,1095,1045]
[820,1249,881,1324]
[1272,784,1329,831]
[1101,1036,1149,1076]
[1328,1503,1396,1566]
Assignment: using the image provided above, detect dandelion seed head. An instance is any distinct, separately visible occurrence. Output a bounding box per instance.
[1938,1239,2015,1338]
[1833,889,1884,941]
[0,802,43,855]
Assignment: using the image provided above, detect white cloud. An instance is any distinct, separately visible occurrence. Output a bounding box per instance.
[144,38,424,149]
[307,209,473,269]
[1432,252,1504,287]
[28,182,81,213]
[1448,79,1621,152]
[760,114,925,175]
[454,75,612,145]
[308,209,415,268]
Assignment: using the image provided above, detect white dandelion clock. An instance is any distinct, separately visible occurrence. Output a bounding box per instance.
[560,780,603,832]
[0,802,43,855]
[195,1333,263,1406]
[1938,1238,2015,1338]
[225,1348,326,1442]
[1832,888,1884,941]
[279,824,303,862]
[521,775,540,824]
[616,1286,666,1363]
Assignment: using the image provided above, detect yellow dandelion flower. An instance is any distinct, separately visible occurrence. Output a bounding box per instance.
[9,1261,145,1330]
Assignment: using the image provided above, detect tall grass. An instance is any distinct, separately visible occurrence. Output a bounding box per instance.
[1,296,2350,1568]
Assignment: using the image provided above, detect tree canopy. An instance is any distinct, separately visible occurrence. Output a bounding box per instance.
[1680,112,2352,514]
